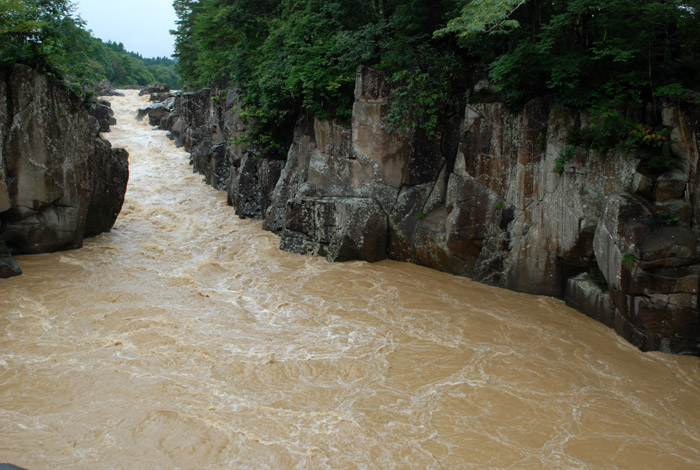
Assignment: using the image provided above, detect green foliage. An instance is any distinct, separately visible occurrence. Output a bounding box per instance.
[553,144,576,174]
[565,107,636,153]
[0,0,179,93]
[435,0,526,38]
[89,40,179,88]
[629,124,670,148]
[385,44,463,137]
[456,0,700,109]
[0,0,94,88]
[654,83,700,104]
[621,253,635,269]
[172,0,468,152]
[655,210,681,225]
[171,0,700,156]
[626,124,676,171]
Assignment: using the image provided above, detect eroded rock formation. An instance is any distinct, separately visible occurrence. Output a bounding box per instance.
[0,64,129,276]
[152,66,700,355]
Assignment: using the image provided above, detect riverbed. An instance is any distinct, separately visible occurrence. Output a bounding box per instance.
[1,91,699,469]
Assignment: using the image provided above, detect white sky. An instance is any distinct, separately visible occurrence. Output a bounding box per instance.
[74,0,178,58]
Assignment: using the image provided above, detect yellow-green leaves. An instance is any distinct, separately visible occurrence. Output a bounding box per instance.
[434,0,526,39]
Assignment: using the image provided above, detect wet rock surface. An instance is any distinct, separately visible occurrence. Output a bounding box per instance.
[0,64,129,271]
[139,83,170,96]
[280,196,388,262]
[93,79,123,97]
[150,66,700,355]
[0,241,21,278]
[90,98,117,133]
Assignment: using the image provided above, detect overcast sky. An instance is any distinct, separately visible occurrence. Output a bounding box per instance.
[74,0,178,58]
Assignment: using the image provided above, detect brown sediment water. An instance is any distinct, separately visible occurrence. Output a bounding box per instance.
[1,91,699,469]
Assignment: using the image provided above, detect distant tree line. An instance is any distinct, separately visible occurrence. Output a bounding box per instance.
[0,0,179,93]
[171,0,700,155]
[92,41,180,90]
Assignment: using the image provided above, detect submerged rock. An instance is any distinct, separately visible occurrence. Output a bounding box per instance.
[139,83,169,96]
[0,241,21,278]
[136,98,175,127]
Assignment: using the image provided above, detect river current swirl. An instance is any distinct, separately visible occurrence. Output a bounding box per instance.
[1,91,699,469]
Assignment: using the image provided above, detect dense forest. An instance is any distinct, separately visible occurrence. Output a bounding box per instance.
[90,41,179,90]
[172,0,700,155]
[0,0,179,92]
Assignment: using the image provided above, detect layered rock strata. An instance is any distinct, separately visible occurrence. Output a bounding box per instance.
[151,66,700,355]
[0,64,129,276]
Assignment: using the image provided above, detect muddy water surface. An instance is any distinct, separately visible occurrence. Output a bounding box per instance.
[1,91,699,469]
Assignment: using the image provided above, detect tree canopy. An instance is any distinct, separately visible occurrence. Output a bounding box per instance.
[172,0,700,153]
[0,0,180,91]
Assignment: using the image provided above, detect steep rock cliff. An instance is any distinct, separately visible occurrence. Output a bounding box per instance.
[0,64,129,275]
[154,67,700,355]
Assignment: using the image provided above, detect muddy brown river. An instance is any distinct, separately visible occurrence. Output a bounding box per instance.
[1,91,699,469]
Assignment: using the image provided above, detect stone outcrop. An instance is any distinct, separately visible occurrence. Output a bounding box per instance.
[137,97,175,127]
[139,84,170,96]
[153,82,288,221]
[151,66,700,355]
[280,196,388,262]
[0,64,129,276]
[93,79,123,97]
[90,98,117,133]
[150,92,174,102]
[0,241,21,278]
[84,147,129,237]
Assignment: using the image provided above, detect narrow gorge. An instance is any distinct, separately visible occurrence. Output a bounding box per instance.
[3,0,700,468]
[1,88,699,470]
[142,66,700,356]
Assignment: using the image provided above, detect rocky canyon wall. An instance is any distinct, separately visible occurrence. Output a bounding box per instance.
[148,66,700,355]
[0,64,129,277]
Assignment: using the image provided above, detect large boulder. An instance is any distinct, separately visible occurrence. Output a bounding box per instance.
[136,97,175,127]
[280,196,388,262]
[593,194,657,291]
[139,84,170,96]
[90,98,117,133]
[652,168,686,202]
[84,146,129,237]
[565,273,617,328]
[0,64,129,258]
[227,152,284,219]
[593,193,700,353]
[263,119,316,233]
[93,79,123,97]
[150,92,174,102]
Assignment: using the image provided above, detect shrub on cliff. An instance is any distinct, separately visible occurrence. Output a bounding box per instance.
[173,0,468,151]
[172,0,700,152]
[447,0,700,109]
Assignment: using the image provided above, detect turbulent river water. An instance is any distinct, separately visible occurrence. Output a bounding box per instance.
[1,91,699,469]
